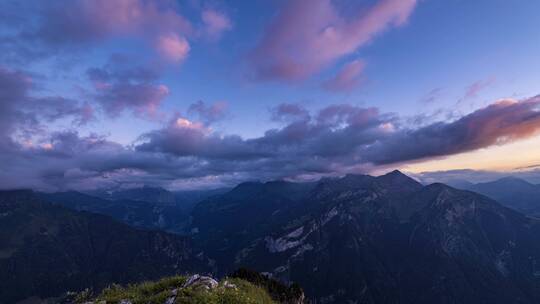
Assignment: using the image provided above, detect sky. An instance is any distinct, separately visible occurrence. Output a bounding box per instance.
[1,0,540,191]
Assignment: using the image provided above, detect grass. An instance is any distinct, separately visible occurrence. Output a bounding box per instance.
[78,276,276,304]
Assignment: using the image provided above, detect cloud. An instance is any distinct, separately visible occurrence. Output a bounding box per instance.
[0,0,229,64]
[0,67,95,146]
[322,59,365,92]
[420,88,444,104]
[201,9,232,40]
[0,67,31,140]
[188,100,229,125]
[2,84,540,191]
[270,103,311,123]
[93,82,169,118]
[36,0,192,54]
[137,103,391,162]
[250,0,416,81]
[29,97,94,126]
[155,33,191,62]
[136,114,265,160]
[136,96,540,186]
[86,58,169,118]
[462,78,496,100]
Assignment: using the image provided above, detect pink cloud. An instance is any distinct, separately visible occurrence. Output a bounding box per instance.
[323,59,366,91]
[37,0,193,62]
[250,0,417,82]
[201,9,232,40]
[156,33,191,62]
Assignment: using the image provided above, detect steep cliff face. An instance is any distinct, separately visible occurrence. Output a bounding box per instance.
[191,171,540,303]
[190,181,316,270]
[0,190,211,304]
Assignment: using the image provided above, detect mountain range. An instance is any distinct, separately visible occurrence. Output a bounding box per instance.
[4,171,540,303]
[0,190,211,304]
[39,187,228,234]
[190,171,540,303]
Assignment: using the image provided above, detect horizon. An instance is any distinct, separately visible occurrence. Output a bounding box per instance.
[7,169,540,193]
[1,0,540,192]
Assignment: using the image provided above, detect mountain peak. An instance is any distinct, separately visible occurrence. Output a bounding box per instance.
[380,170,413,180]
[388,169,405,176]
[376,170,423,190]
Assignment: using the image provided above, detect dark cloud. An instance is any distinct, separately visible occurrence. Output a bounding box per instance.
[0,67,94,146]
[1,82,540,191]
[0,67,30,137]
[86,59,168,118]
[29,97,94,125]
[136,115,266,160]
[188,100,228,125]
[137,104,390,161]
[364,97,540,164]
[270,103,311,122]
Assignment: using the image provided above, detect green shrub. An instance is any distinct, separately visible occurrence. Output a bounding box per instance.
[229,268,304,303]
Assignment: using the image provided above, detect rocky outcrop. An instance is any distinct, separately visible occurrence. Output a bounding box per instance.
[182,274,219,290]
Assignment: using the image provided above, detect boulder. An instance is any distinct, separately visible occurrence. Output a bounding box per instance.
[182,274,219,290]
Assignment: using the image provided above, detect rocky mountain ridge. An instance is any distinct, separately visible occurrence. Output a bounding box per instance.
[190,171,540,303]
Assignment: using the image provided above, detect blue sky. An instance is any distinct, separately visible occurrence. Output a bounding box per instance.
[1,0,540,190]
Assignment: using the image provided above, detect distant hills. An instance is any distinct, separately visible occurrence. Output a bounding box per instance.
[4,172,540,303]
[39,186,229,234]
[0,190,210,303]
[452,177,540,217]
[90,185,177,205]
